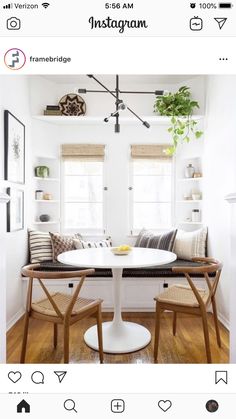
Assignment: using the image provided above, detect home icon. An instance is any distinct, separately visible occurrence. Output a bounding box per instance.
[17,399,30,413]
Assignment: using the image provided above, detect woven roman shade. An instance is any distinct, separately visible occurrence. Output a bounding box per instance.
[61,144,105,161]
[131,144,171,160]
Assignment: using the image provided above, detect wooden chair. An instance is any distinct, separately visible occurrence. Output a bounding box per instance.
[154,257,223,363]
[21,264,104,364]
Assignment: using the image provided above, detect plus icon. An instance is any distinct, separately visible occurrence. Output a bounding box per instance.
[111,399,125,413]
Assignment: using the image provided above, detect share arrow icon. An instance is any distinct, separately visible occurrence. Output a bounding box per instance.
[54,371,67,383]
[214,17,227,29]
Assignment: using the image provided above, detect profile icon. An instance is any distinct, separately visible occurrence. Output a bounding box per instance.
[206,400,219,413]
[4,48,26,70]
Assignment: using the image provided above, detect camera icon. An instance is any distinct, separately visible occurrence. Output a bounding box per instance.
[7,17,21,30]
[190,3,196,7]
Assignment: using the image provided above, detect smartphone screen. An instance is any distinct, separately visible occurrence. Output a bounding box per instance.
[0,1,236,417]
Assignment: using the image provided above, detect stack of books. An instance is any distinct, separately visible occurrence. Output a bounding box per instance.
[44,105,62,116]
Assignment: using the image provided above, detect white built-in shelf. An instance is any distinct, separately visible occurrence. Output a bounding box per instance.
[179,221,203,225]
[34,177,60,182]
[34,200,59,203]
[33,115,204,126]
[179,156,202,160]
[33,221,60,225]
[177,177,203,182]
[177,200,202,203]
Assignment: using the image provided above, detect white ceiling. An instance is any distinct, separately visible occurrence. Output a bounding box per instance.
[41,74,201,86]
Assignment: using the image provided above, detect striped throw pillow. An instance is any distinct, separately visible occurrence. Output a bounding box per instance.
[28,229,53,263]
[73,238,112,249]
[135,229,177,252]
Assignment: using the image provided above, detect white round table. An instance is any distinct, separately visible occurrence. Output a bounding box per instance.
[58,247,176,354]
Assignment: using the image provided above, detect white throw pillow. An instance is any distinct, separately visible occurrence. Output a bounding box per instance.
[173,227,208,261]
[73,238,112,249]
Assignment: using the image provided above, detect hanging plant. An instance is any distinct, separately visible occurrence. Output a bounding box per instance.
[154,86,203,155]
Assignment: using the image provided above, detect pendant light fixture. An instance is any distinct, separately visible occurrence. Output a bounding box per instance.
[78,75,164,133]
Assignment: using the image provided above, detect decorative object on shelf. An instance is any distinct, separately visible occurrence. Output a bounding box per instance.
[43,193,52,200]
[59,93,86,116]
[192,191,201,200]
[4,110,25,184]
[44,105,62,115]
[154,86,203,155]
[185,163,195,178]
[35,165,50,178]
[183,194,192,200]
[46,105,60,111]
[6,187,24,232]
[39,214,50,222]
[35,190,44,200]
[193,172,202,178]
[192,209,201,222]
[44,110,62,116]
[78,75,164,133]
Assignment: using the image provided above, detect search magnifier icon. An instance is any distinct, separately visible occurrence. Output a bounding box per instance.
[64,399,78,413]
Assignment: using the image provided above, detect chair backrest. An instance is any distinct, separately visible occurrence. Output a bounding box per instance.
[21,264,95,320]
[172,257,223,309]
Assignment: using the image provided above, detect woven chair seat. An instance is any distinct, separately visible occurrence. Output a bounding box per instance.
[156,284,209,307]
[31,292,98,317]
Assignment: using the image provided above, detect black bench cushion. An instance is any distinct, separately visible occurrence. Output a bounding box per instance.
[37,259,212,278]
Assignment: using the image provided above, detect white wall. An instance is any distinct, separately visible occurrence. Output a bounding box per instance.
[0,76,32,329]
[203,75,236,328]
[30,75,206,244]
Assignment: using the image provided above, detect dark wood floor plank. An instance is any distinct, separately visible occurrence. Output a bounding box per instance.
[7,312,229,364]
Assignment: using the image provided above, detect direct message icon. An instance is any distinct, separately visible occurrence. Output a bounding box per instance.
[215,370,228,384]
[54,371,67,383]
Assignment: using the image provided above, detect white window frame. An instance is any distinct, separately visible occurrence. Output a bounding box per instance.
[60,157,108,236]
[129,157,176,235]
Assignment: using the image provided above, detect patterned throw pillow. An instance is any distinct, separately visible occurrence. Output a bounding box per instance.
[50,232,82,262]
[28,229,53,263]
[135,228,177,252]
[73,238,112,249]
[173,227,208,261]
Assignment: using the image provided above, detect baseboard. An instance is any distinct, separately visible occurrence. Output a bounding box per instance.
[7,308,24,331]
[218,312,230,331]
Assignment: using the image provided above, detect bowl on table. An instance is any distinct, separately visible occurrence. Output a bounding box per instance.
[111,246,132,256]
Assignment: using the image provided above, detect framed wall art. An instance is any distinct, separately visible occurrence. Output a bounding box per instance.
[6,188,24,232]
[4,110,25,184]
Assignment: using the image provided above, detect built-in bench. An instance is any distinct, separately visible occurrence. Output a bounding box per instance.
[36,259,214,278]
[22,259,213,312]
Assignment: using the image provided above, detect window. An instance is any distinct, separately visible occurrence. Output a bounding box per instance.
[130,145,173,233]
[61,144,105,233]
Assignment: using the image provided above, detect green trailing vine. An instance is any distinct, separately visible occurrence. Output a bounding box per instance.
[154,86,203,155]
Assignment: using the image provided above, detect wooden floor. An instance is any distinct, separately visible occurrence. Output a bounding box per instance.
[7,312,229,364]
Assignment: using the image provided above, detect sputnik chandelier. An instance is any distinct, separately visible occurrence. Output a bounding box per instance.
[78,75,164,133]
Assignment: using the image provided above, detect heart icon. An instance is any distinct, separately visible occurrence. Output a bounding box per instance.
[8,371,22,383]
[158,400,172,412]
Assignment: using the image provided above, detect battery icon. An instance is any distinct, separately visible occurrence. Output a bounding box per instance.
[219,2,233,7]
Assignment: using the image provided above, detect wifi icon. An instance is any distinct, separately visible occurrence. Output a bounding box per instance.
[42,2,50,8]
